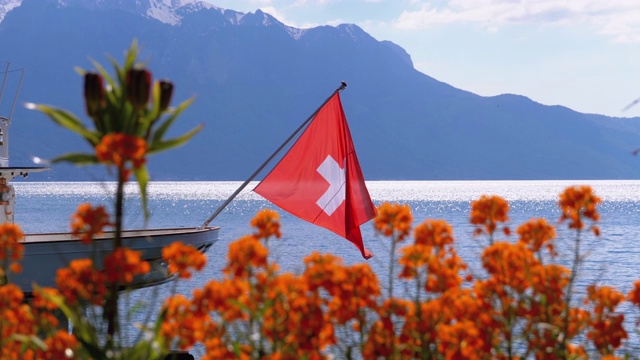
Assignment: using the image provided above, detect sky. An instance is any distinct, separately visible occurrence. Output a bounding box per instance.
[203,0,640,118]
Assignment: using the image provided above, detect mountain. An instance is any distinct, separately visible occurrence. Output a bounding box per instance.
[1,0,640,181]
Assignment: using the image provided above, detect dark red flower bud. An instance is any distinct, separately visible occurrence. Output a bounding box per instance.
[126,68,152,111]
[158,80,174,112]
[84,72,105,118]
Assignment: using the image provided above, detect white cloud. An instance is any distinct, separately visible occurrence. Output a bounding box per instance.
[291,0,338,5]
[394,0,640,43]
[259,6,288,21]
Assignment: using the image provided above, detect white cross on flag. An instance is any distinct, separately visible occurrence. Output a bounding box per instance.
[254,92,377,259]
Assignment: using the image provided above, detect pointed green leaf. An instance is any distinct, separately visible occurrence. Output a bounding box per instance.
[147,81,162,123]
[133,165,150,220]
[147,124,203,155]
[35,105,100,145]
[52,152,99,165]
[151,97,194,143]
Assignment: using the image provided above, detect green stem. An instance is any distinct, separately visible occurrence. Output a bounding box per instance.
[561,225,582,356]
[388,235,397,299]
[105,167,125,348]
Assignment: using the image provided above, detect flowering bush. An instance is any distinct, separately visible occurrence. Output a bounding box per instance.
[1,41,639,359]
[4,184,640,359]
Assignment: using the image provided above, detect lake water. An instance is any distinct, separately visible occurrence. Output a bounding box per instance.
[12,180,640,353]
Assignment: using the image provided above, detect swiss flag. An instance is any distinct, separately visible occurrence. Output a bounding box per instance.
[254,92,377,259]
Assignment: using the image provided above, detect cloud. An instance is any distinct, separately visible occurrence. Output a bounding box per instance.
[394,0,640,42]
[259,6,289,22]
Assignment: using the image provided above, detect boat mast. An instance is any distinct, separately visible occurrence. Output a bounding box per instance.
[0,64,25,168]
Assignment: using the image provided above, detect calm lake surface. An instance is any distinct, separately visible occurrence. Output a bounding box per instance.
[12,180,640,353]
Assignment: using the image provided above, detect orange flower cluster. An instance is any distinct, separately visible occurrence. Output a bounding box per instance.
[95,132,147,180]
[56,258,108,305]
[373,202,413,242]
[103,247,151,284]
[559,185,601,234]
[585,285,628,355]
[517,218,557,257]
[470,194,510,240]
[162,241,207,279]
[399,219,467,293]
[0,223,24,275]
[153,187,640,359]
[9,185,640,359]
[160,212,382,359]
[70,203,112,244]
[250,209,282,240]
[0,283,78,359]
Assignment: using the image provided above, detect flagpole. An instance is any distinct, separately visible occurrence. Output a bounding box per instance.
[200,82,347,228]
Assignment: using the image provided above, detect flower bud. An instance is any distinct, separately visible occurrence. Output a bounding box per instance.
[126,68,152,111]
[158,80,174,112]
[84,72,105,118]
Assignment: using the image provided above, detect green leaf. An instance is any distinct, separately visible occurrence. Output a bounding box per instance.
[90,58,115,87]
[151,97,194,144]
[133,165,150,220]
[34,285,102,357]
[146,81,162,125]
[51,152,99,165]
[10,334,47,351]
[35,105,100,145]
[147,124,203,155]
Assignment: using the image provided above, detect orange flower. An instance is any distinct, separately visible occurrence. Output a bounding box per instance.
[481,241,539,293]
[374,202,413,242]
[303,252,347,294]
[250,209,282,240]
[30,287,56,308]
[517,218,557,257]
[0,223,24,273]
[95,132,147,169]
[70,203,111,244]
[0,224,24,286]
[424,250,467,293]
[224,235,269,278]
[627,280,640,307]
[398,300,444,356]
[0,223,24,251]
[414,219,454,248]
[35,330,79,360]
[470,195,510,239]
[192,278,248,322]
[325,263,381,324]
[363,299,411,358]
[103,247,150,284]
[161,294,210,349]
[585,285,627,354]
[0,283,24,310]
[8,262,21,274]
[559,185,601,232]
[398,244,432,280]
[162,241,207,279]
[587,285,625,315]
[438,320,485,360]
[56,258,108,305]
[262,273,335,354]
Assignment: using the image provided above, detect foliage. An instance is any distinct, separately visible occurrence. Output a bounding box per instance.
[27,39,202,218]
[5,183,640,359]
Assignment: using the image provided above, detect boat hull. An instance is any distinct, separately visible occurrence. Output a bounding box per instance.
[7,227,220,295]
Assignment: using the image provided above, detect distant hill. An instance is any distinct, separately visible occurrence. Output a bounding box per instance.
[1,0,640,181]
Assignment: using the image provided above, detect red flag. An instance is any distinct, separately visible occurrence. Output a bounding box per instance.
[254,92,376,259]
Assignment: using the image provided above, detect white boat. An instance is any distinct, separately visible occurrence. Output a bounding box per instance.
[0,65,219,295]
[14,225,218,295]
